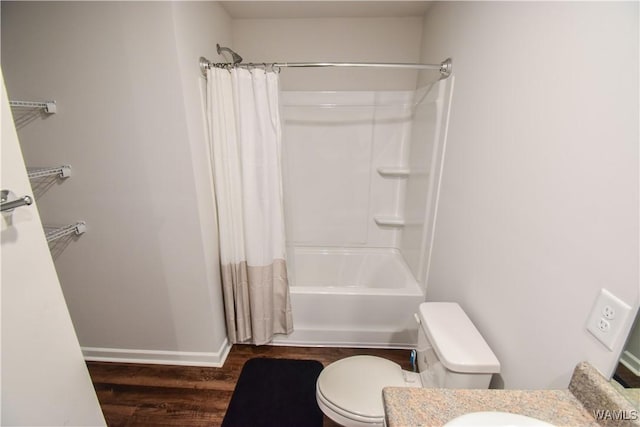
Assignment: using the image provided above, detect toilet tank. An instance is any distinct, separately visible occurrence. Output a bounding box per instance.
[416,302,500,389]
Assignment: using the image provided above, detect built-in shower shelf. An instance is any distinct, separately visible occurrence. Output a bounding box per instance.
[44,222,86,243]
[377,167,410,178]
[374,216,405,227]
[27,165,72,179]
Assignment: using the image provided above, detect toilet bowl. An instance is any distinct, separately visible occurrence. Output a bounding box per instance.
[315,302,501,427]
[316,355,421,427]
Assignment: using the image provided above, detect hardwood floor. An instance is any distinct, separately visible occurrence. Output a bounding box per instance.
[87,345,411,427]
[614,362,640,388]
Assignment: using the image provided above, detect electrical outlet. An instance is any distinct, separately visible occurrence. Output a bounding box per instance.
[598,318,610,332]
[602,305,615,320]
[586,289,633,351]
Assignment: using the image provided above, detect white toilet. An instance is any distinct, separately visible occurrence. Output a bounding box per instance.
[316,302,501,427]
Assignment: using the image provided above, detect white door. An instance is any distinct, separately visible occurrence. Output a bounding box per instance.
[0,71,105,426]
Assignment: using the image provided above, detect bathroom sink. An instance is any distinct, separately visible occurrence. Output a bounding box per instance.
[444,411,555,426]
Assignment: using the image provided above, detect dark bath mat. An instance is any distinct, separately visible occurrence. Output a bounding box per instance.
[221,357,324,427]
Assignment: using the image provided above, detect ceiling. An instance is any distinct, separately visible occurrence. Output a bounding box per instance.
[219,1,432,19]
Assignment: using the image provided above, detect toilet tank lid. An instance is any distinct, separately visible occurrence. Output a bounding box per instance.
[419,302,500,374]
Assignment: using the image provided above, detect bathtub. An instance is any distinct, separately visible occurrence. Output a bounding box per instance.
[271,247,424,348]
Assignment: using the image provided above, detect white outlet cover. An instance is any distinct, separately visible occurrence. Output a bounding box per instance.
[586,289,633,351]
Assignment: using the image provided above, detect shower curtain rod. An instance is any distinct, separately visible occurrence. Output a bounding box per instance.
[199,56,452,77]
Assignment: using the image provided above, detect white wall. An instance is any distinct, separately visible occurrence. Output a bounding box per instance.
[231,17,423,91]
[420,2,639,389]
[170,0,231,358]
[1,73,105,426]
[1,2,231,365]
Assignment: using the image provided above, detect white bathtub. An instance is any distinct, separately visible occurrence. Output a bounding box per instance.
[271,247,424,348]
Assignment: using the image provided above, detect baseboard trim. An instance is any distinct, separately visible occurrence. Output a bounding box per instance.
[83,338,231,367]
[620,350,640,376]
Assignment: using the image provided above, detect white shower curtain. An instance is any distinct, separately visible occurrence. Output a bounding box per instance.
[206,66,293,345]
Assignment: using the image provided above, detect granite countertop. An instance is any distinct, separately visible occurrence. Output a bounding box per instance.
[383,362,640,427]
[383,388,597,426]
[611,381,640,410]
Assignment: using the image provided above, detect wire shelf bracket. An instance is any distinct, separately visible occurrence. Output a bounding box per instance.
[27,165,72,180]
[45,221,86,243]
[9,100,57,114]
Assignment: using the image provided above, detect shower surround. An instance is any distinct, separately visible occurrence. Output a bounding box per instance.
[274,80,453,347]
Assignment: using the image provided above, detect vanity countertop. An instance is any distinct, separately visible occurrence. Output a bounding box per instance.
[383,362,639,427]
[382,388,597,426]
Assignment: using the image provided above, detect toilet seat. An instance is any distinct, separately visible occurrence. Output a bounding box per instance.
[317,387,384,426]
[316,356,408,426]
